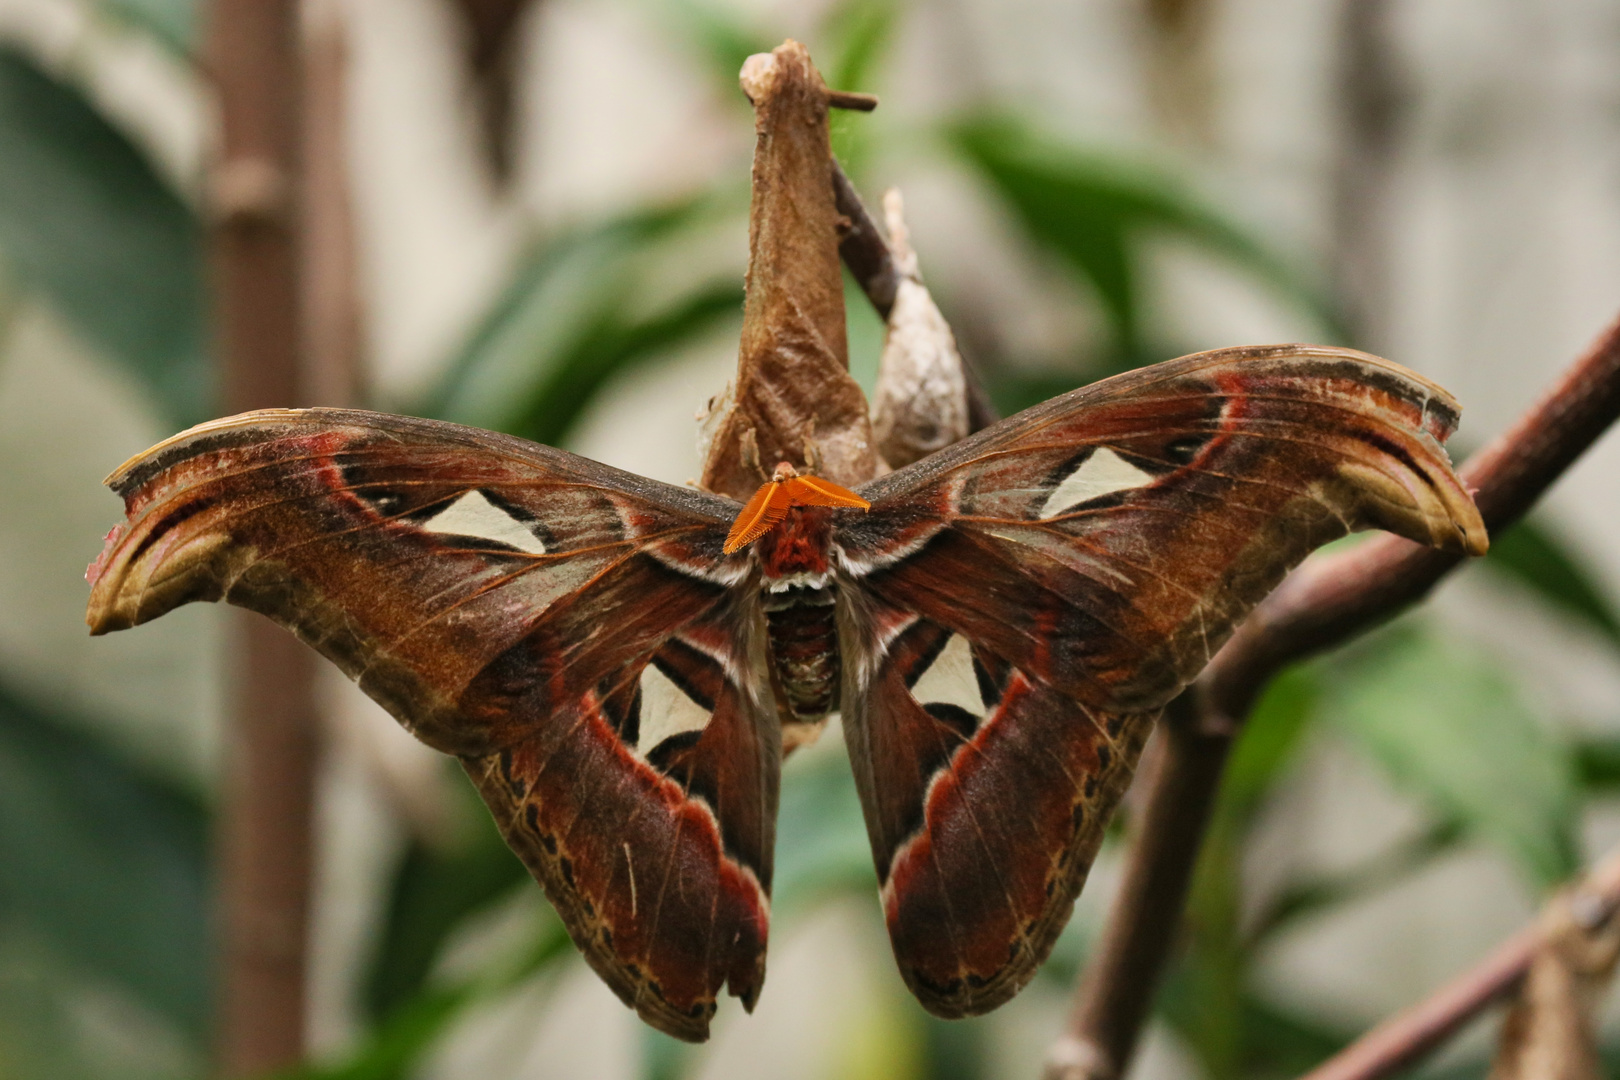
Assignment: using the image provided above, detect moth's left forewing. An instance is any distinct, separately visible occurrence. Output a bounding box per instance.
[85,409,778,1041]
[834,345,1486,1017]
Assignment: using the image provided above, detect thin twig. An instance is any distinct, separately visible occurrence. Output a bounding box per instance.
[1299,847,1620,1080]
[832,162,899,320]
[1047,311,1620,1080]
[828,89,879,111]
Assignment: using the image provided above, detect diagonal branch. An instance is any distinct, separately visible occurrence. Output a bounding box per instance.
[1046,310,1620,1080]
[1300,845,1620,1080]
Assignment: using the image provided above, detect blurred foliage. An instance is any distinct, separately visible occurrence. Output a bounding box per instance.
[0,46,207,425]
[1484,518,1620,650]
[0,682,209,1036]
[1321,627,1580,888]
[94,0,196,57]
[951,115,1343,375]
[278,910,571,1080]
[419,194,745,446]
[1,3,1618,1080]
[361,782,529,1024]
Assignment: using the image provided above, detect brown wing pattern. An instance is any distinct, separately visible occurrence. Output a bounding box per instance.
[834,345,1488,1016]
[84,408,773,1040]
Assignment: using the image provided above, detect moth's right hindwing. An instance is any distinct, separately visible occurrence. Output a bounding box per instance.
[84,408,776,1041]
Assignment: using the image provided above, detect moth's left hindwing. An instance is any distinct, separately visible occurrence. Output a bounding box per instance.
[834,345,1488,1018]
[84,409,774,1042]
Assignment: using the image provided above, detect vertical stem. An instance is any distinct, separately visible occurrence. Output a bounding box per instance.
[216,624,319,1074]
[446,0,538,184]
[303,1,364,407]
[207,0,314,1073]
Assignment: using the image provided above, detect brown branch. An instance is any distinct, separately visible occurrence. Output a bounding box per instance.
[832,161,898,320]
[1301,847,1620,1080]
[827,90,879,111]
[302,4,365,408]
[208,0,316,1073]
[1046,311,1620,1080]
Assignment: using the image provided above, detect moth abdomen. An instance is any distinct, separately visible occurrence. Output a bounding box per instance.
[761,583,840,745]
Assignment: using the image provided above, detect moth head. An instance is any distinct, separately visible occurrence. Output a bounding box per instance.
[723,467,870,554]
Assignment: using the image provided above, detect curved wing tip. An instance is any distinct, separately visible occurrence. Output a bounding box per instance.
[84,608,120,636]
[1441,486,1488,557]
[640,1002,713,1043]
[900,954,1038,1021]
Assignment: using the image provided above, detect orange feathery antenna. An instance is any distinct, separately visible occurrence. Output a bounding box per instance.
[723,462,870,553]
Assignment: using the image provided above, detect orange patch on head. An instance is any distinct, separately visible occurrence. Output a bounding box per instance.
[723,473,870,554]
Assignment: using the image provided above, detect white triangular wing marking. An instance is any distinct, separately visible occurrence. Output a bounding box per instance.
[638,662,712,753]
[420,490,547,554]
[1038,448,1155,519]
[911,633,985,719]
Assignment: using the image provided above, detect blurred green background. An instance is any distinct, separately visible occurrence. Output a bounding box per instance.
[1,0,1618,1077]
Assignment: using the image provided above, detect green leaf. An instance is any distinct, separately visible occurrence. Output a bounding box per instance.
[821,0,895,176]
[1573,736,1620,792]
[950,115,1342,368]
[822,0,895,95]
[772,737,877,914]
[0,47,207,424]
[1173,673,1320,1080]
[1156,974,1352,1080]
[652,0,775,97]
[0,680,210,1035]
[498,283,741,447]
[421,197,743,446]
[1222,667,1317,818]
[1247,818,1463,945]
[1483,518,1620,651]
[641,1028,697,1080]
[280,913,571,1080]
[1232,996,1351,1080]
[1320,626,1579,888]
[94,0,196,57]
[362,780,529,1022]
[920,1013,988,1080]
[984,371,1090,418]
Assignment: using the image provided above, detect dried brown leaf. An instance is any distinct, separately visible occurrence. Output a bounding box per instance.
[698,40,878,500]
